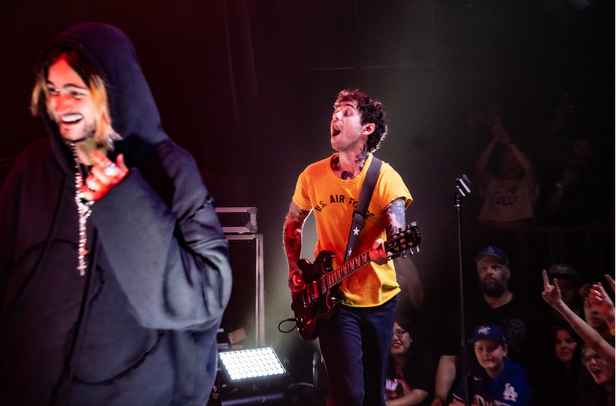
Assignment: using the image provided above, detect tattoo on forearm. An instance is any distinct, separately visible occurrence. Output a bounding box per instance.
[283,203,310,265]
[384,198,406,238]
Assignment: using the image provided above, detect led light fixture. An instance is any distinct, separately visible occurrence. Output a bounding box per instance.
[218,347,286,382]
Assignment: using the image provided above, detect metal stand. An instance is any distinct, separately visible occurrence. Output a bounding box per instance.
[454,175,471,406]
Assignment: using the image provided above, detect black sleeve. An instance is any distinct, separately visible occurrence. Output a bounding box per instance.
[90,147,232,331]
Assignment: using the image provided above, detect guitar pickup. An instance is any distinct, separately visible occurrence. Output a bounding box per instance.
[303,281,321,307]
[310,281,321,300]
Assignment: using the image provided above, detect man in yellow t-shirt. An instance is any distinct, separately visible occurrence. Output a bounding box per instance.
[283,89,412,405]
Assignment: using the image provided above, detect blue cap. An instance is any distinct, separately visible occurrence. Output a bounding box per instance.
[469,324,507,344]
[475,246,509,267]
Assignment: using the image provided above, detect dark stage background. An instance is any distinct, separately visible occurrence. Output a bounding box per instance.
[1,0,614,386]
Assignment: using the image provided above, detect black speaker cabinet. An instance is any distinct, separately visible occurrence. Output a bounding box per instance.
[220,234,264,349]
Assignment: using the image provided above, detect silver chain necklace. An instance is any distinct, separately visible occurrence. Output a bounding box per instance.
[70,143,93,276]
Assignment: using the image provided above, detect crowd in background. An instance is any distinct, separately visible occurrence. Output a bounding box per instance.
[383,91,614,406]
[387,246,614,406]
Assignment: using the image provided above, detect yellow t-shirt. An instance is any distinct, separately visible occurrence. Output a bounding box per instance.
[292,154,412,307]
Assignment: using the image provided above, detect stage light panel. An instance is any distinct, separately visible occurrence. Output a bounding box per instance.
[218,347,286,381]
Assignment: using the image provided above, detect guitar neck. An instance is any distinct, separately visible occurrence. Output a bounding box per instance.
[325,251,372,289]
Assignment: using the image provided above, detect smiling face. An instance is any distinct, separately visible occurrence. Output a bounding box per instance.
[330,99,372,154]
[476,256,510,297]
[474,338,507,378]
[583,346,614,386]
[390,322,412,357]
[46,55,98,143]
[555,328,578,364]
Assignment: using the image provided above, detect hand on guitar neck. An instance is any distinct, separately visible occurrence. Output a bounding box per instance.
[369,238,389,265]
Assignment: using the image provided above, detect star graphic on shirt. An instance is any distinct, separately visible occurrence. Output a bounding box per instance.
[348,249,353,257]
[353,227,360,235]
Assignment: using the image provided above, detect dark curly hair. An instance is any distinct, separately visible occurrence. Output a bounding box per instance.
[335,89,387,153]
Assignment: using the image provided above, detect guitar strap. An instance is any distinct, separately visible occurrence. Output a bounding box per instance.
[343,156,382,262]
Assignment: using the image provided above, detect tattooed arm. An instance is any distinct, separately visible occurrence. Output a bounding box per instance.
[283,201,311,295]
[383,197,407,238]
[369,197,407,265]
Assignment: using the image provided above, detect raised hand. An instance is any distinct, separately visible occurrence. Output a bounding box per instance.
[604,274,615,293]
[542,269,564,309]
[589,282,615,318]
[79,150,128,201]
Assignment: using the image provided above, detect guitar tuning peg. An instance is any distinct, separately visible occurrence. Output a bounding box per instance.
[409,248,414,256]
[416,246,420,253]
[402,250,407,258]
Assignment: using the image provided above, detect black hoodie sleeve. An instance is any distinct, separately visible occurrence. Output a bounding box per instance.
[90,144,232,331]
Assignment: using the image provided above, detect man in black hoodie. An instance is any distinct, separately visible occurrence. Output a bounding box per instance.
[0,23,232,406]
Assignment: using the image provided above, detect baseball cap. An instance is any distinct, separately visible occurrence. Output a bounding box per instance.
[468,324,507,344]
[547,263,581,285]
[475,246,510,267]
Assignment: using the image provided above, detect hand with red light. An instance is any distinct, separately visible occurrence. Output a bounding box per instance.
[79,150,128,201]
[369,238,390,265]
[288,264,305,296]
[589,281,615,334]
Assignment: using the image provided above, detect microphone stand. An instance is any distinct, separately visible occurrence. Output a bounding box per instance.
[454,175,471,406]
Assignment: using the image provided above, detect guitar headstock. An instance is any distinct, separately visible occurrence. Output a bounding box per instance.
[385,222,421,259]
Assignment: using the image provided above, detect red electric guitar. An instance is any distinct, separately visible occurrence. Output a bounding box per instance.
[291,223,421,341]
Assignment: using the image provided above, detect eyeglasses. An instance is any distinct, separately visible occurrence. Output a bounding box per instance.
[582,353,603,366]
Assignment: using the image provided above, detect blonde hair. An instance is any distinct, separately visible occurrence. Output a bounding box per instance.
[31,48,121,150]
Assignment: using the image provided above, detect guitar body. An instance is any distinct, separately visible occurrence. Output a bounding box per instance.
[291,250,340,341]
[291,223,421,341]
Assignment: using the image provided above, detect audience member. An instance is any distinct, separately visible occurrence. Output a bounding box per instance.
[450,324,534,406]
[386,315,435,406]
[580,282,613,342]
[541,270,614,368]
[394,256,425,323]
[543,91,584,167]
[578,345,615,406]
[545,263,584,329]
[476,114,538,229]
[543,133,614,227]
[588,276,615,338]
[430,246,545,406]
[536,326,584,406]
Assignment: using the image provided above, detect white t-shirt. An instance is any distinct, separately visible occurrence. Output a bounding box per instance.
[478,176,538,224]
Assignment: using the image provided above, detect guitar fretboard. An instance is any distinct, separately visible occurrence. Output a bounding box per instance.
[325,251,372,288]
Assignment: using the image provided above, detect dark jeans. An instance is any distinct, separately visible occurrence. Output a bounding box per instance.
[318,295,397,406]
